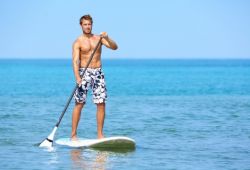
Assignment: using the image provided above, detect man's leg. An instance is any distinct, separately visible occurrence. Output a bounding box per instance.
[96,103,105,139]
[71,103,84,140]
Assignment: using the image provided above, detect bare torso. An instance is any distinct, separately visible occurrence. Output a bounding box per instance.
[77,34,102,68]
[72,31,117,84]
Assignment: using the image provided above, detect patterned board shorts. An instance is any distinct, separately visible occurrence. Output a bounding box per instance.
[74,68,107,104]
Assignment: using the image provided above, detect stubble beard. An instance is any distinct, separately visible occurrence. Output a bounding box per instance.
[83,28,92,36]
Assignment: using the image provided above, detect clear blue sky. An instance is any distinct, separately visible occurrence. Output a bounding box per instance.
[0,0,250,59]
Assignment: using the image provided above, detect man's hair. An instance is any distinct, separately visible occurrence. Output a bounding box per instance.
[79,14,93,25]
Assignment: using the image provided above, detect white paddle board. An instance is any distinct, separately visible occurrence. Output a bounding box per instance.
[55,136,135,149]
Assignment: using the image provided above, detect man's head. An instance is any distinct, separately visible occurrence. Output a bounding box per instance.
[79,14,93,35]
[79,14,93,25]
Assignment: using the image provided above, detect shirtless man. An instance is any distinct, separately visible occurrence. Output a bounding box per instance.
[71,14,118,140]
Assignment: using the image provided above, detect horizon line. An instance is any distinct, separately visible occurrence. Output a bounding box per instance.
[0,57,250,60]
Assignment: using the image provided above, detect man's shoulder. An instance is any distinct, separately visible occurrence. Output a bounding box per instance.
[73,36,81,46]
[93,34,101,38]
[75,35,83,42]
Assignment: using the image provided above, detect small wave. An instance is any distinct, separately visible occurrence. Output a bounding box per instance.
[0,138,17,146]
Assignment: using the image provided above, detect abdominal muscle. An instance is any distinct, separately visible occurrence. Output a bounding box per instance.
[79,52,102,68]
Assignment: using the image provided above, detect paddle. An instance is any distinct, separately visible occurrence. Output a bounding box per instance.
[39,37,103,147]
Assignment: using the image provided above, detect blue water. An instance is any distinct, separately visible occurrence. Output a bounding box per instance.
[0,59,250,170]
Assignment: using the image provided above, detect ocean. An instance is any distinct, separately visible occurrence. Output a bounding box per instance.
[0,59,250,170]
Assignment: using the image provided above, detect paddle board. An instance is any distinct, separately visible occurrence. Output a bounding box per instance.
[55,136,135,149]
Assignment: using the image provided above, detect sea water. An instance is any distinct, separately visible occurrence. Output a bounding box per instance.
[0,59,250,170]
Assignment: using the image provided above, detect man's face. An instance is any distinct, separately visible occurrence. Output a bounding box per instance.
[81,19,92,34]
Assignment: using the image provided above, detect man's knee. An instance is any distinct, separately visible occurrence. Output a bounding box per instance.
[96,103,105,108]
[75,102,84,109]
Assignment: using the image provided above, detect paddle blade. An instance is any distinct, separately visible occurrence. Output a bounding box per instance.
[39,126,58,147]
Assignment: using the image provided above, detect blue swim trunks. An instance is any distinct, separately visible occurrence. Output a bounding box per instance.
[74,68,107,104]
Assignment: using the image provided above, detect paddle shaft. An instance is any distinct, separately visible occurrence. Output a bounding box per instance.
[55,37,102,127]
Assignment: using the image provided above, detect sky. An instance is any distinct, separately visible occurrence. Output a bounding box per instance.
[0,0,250,59]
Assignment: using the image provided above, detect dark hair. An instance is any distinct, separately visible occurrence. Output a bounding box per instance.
[79,14,93,25]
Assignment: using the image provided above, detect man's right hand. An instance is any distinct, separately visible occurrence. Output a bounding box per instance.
[76,77,82,86]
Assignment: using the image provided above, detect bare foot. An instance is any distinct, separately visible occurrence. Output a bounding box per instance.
[71,135,78,141]
[98,134,105,139]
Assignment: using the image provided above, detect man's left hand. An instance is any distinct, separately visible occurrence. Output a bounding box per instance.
[100,32,108,39]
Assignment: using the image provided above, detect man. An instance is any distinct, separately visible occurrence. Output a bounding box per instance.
[71,14,118,140]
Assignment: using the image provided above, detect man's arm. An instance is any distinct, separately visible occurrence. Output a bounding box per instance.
[100,32,118,50]
[72,41,81,84]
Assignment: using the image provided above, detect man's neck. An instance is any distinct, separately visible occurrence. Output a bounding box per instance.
[83,33,93,38]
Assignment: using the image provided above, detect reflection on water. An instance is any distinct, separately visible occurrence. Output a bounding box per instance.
[70,148,135,170]
[70,149,108,170]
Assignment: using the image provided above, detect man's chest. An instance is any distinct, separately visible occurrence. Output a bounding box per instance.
[79,39,99,53]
